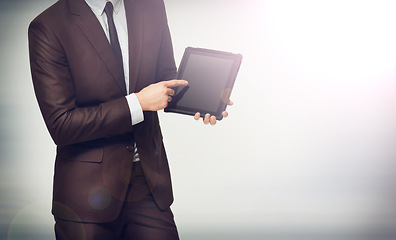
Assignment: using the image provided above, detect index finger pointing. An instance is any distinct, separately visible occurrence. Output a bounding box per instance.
[163,79,188,88]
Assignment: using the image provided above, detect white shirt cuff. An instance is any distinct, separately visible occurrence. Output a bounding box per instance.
[125,93,144,125]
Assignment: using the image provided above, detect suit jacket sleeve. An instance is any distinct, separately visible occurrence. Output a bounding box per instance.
[155,1,178,82]
[28,20,133,146]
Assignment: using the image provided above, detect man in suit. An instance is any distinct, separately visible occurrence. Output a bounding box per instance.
[28,0,230,239]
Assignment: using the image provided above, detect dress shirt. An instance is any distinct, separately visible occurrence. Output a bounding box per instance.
[85,0,144,126]
[85,0,141,162]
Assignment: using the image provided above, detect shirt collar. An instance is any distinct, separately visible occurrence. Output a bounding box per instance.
[85,0,122,16]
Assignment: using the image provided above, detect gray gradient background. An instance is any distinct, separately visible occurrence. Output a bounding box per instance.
[1,0,396,239]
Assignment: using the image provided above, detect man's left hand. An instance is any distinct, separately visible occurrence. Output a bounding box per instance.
[194,100,233,125]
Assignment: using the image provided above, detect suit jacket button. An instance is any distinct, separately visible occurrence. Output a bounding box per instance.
[126,145,134,152]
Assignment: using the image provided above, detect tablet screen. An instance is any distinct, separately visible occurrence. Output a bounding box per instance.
[165,47,242,120]
[175,53,234,112]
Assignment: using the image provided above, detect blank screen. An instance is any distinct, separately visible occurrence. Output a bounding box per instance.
[175,53,234,113]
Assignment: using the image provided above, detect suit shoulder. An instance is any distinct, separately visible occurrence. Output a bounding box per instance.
[29,0,69,29]
[133,0,164,4]
[133,0,166,9]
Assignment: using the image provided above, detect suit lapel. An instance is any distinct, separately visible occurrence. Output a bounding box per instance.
[125,0,142,93]
[68,0,127,96]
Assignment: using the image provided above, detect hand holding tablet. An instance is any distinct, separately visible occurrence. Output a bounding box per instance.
[193,99,234,125]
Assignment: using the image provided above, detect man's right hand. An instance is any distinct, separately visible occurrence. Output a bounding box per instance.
[135,80,188,111]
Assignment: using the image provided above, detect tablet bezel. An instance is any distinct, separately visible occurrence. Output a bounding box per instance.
[164,47,242,120]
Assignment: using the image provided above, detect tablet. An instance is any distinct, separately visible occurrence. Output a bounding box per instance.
[164,47,242,120]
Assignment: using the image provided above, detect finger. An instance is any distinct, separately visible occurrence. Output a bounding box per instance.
[203,113,210,125]
[210,116,217,125]
[163,79,188,88]
[228,100,234,106]
[194,112,200,120]
[167,88,175,96]
[168,96,172,102]
[222,111,229,118]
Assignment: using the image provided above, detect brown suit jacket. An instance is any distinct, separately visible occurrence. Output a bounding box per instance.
[28,0,177,223]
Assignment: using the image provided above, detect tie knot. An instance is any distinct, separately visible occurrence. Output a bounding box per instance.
[104,2,114,18]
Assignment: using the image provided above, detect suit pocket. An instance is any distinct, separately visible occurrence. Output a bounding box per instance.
[57,141,104,163]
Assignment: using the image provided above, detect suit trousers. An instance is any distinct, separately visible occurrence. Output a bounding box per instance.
[54,161,179,240]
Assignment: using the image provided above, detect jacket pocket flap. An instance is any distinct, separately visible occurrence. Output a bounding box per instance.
[57,142,104,163]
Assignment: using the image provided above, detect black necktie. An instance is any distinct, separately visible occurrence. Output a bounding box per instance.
[104,2,124,72]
